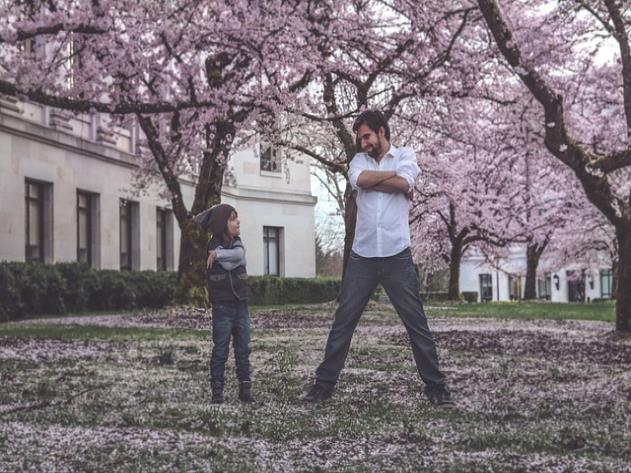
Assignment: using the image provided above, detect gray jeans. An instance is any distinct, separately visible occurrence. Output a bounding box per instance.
[315,247,446,388]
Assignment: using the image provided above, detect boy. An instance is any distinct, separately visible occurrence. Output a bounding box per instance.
[195,203,254,404]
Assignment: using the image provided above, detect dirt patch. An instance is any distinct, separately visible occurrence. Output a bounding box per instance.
[387,329,631,365]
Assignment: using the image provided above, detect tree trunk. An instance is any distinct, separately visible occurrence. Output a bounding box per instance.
[175,219,210,305]
[524,242,545,300]
[612,256,619,301]
[615,224,631,332]
[174,137,228,305]
[447,242,463,301]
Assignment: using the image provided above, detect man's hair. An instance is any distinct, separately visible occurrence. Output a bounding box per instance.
[352,110,390,141]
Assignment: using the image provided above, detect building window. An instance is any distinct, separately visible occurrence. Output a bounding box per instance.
[18,38,34,55]
[77,191,93,265]
[25,180,45,262]
[260,145,282,173]
[156,208,173,271]
[479,273,493,302]
[66,34,84,90]
[263,226,282,276]
[120,199,135,270]
[600,269,613,299]
[508,275,522,301]
[537,274,551,300]
[566,270,585,303]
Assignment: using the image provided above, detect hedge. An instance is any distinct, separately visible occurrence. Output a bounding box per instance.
[0,262,178,322]
[461,291,479,303]
[0,262,342,322]
[420,291,449,302]
[248,276,340,305]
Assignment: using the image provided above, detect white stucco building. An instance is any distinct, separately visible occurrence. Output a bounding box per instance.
[459,246,613,303]
[0,95,316,276]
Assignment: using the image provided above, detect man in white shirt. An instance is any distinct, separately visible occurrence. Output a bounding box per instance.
[304,110,453,406]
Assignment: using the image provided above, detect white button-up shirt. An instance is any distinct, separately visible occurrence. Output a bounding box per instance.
[348,144,420,258]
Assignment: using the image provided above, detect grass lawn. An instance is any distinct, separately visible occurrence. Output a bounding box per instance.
[427,300,616,322]
[1,302,630,472]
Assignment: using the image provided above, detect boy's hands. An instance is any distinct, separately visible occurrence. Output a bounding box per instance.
[207,250,217,269]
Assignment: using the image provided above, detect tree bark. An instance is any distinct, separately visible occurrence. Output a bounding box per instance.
[615,224,631,331]
[138,114,233,305]
[524,242,546,300]
[447,240,463,301]
[174,122,233,305]
[477,0,631,331]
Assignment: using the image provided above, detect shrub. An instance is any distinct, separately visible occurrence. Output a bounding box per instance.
[248,276,340,305]
[420,291,449,302]
[125,271,177,308]
[56,262,97,312]
[461,291,479,303]
[0,264,20,322]
[90,270,136,310]
[591,298,613,304]
[0,262,342,321]
[12,262,66,317]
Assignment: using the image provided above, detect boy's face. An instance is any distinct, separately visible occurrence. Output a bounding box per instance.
[356,124,386,159]
[225,211,240,238]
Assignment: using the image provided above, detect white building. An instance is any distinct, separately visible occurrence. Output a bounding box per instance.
[0,95,316,277]
[459,247,613,303]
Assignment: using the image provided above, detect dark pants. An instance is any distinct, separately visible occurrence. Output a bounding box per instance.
[209,300,251,384]
[315,248,446,388]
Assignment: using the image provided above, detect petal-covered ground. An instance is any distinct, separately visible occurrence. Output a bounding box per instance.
[1,303,630,472]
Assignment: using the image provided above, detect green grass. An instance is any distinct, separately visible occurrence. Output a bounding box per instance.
[1,302,627,471]
[426,300,616,322]
[0,323,208,341]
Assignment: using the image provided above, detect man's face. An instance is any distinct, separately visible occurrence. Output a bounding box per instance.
[356,124,385,159]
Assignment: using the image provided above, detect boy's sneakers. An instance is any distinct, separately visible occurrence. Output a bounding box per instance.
[239,381,255,403]
[424,383,455,407]
[210,382,224,404]
[303,383,333,403]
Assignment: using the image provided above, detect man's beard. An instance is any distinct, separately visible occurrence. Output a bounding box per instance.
[367,139,383,158]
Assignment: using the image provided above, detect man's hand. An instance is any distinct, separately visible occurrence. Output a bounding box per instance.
[370,176,410,195]
[207,250,217,269]
[356,170,396,189]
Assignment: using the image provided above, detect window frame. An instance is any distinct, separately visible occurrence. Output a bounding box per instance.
[119,199,133,270]
[263,226,281,276]
[76,191,93,266]
[25,180,45,262]
[156,207,167,271]
[600,269,613,299]
[479,273,493,302]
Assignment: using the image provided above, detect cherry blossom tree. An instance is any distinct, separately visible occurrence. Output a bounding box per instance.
[273,0,478,275]
[410,94,534,300]
[477,0,631,330]
[0,0,313,302]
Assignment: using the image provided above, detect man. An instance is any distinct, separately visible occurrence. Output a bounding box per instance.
[303,110,453,406]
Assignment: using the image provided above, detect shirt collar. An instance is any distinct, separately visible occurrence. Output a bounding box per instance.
[365,143,397,162]
[385,144,398,158]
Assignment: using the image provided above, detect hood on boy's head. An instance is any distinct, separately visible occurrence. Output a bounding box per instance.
[193,203,236,236]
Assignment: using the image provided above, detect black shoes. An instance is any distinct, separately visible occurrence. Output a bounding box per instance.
[211,381,255,404]
[424,384,455,407]
[210,382,224,404]
[303,383,333,403]
[239,381,255,403]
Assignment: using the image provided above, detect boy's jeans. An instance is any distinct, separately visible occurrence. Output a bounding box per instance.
[315,247,446,388]
[210,300,251,384]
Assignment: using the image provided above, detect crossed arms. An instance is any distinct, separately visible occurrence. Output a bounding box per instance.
[356,170,410,194]
[349,147,420,196]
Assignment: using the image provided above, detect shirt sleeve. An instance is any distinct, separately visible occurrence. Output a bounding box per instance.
[396,147,420,191]
[214,245,246,271]
[348,154,367,191]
